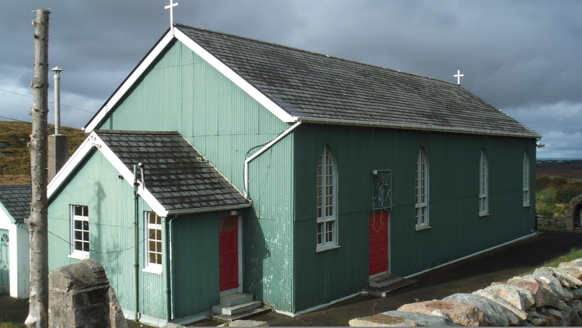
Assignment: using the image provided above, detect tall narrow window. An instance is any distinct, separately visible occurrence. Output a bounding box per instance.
[523,151,530,207]
[317,147,338,250]
[70,205,89,258]
[415,149,429,229]
[479,150,489,216]
[145,211,163,273]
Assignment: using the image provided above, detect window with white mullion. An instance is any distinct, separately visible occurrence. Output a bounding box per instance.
[317,147,338,250]
[145,211,163,272]
[523,152,530,206]
[71,205,90,255]
[479,150,489,216]
[415,149,429,228]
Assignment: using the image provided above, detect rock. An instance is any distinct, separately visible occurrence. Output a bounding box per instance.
[536,267,582,288]
[0,142,10,150]
[555,265,582,280]
[473,290,528,321]
[545,308,562,320]
[397,300,488,327]
[512,274,569,307]
[559,260,582,269]
[349,314,419,327]
[381,311,459,327]
[164,324,185,328]
[528,317,545,326]
[218,320,269,327]
[443,293,518,326]
[572,288,582,299]
[485,284,535,311]
[507,280,544,308]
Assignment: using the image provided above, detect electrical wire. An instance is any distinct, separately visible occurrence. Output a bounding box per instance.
[0,88,96,113]
[0,115,30,123]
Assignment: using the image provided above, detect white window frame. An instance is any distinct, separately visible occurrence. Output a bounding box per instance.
[523,151,531,207]
[143,211,163,274]
[415,149,430,230]
[69,205,90,260]
[479,150,489,216]
[316,146,339,251]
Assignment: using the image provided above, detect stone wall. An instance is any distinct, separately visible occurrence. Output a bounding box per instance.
[537,214,571,230]
[350,259,582,326]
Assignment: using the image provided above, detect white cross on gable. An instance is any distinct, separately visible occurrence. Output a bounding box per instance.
[454,70,464,85]
[165,0,178,33]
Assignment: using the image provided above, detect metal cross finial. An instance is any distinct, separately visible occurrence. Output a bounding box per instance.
[454,70,464,85]
[165,0,178,33]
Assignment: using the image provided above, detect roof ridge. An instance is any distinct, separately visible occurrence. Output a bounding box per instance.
[174,23,459,87]
[95,130,180,135]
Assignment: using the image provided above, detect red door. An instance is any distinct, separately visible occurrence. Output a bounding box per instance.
[369,212,389,276]
[220,216,239,291]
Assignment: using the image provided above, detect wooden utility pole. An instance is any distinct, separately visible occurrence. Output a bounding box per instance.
[26,9,50,328]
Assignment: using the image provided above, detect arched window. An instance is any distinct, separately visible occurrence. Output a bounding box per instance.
[479,150,489,216]
[415,148,429,229]
[317,146,337,250]
[523,151,530,207]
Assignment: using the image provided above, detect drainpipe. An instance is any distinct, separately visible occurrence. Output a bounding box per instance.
[133,164,141,321]
[244,122,302,197]
[164,214,178,321]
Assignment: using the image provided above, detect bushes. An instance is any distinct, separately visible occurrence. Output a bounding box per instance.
[553,177,568,189]
[555,185,582,203]
[537,176,551,191]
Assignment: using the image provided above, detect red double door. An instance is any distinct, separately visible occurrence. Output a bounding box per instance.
[219,216,239,291]
[369,212,389,276]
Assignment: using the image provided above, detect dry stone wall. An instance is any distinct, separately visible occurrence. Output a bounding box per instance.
[349,259,582,327]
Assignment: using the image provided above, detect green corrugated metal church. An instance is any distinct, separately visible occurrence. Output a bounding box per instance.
[47,23,541,325]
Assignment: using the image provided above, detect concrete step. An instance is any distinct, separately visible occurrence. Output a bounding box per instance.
[369,273,403,288]
[220,292,253,306]
[367,279,419,297]
[212,301,261,316]
[212,305,271,323]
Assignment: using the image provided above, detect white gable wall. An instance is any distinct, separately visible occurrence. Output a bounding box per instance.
[0,203,29,299]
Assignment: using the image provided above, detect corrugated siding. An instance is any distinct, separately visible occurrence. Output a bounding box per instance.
[293,124,536,311]
[171,212,222,318]
[48,150,165,319]
[96,41,295,312]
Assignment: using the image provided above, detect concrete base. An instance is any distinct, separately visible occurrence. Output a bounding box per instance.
[369,273,402,288]
[48,134,68,182]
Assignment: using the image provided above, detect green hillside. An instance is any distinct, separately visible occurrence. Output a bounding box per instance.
[0,121,86,185]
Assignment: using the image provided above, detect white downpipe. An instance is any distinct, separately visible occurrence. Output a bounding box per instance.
[244,122,302,197]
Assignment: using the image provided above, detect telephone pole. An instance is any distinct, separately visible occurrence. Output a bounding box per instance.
[26,8,50,328]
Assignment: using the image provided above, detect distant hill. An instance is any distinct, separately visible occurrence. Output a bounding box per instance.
[537,159,582,180]
[0,121,86,185]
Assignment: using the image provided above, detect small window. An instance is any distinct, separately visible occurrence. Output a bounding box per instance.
[523,152,530,207]
[479,150,489,216]
[317,146,338,251]
[70,205,89,257]
[415,149,429,229]
[145,211,163,273]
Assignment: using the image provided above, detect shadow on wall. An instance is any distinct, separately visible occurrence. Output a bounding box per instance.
[244,207,270,306]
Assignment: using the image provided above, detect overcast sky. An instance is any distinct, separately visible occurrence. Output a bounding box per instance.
[1,1,581,158]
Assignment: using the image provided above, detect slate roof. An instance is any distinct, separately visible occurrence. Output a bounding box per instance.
[95,130,251,213]
[0,184,31,221]
[176,23,540,139]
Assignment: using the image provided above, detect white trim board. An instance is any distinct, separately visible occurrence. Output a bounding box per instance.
[47,132,168,218]
[84,32,175,133]
[404,232,537,279]
[84,28,294,134]
[174,29,295,124]
[275,291,360,317]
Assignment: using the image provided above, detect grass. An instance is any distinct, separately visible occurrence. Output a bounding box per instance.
[537,225,569,232]
[543,247,582,268]
[0,121,86,185]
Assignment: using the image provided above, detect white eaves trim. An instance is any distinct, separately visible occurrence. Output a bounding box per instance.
[84,28,295,134]
[84,32,175,133]
[47,132,169,218]
[174,29,295,123]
